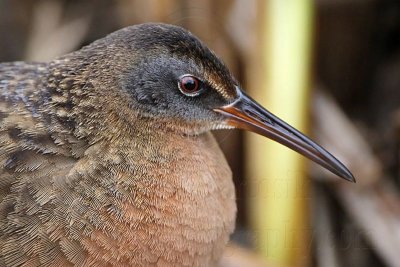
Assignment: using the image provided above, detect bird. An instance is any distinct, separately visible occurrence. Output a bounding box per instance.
[0,23,354,267]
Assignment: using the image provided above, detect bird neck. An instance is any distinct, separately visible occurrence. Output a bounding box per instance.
[35,60,237,266]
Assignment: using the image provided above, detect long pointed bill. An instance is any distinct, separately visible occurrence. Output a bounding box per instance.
[214,87,355,182]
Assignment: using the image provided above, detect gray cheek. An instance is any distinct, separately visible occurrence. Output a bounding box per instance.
[136,90,169,109]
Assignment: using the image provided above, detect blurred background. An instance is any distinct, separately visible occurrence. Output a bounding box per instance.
[1,0,400,267]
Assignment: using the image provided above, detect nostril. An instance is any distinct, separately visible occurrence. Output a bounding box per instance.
[243,107,251,115]
[243,107,273,125]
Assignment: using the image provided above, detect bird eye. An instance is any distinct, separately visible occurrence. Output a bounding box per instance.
[178,75,202,96]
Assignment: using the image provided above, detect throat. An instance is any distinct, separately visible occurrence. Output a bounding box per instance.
[80,131,236,266]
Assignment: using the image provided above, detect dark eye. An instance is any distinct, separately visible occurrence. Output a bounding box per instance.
[178,75,202,96]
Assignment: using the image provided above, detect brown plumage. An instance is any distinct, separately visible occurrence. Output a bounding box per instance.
[0,23,354,267]
[0,24,237,267]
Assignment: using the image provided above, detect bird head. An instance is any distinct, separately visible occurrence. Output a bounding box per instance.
[81,23,354,182]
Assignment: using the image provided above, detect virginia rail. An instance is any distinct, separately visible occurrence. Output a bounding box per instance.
[0,23,354,266]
